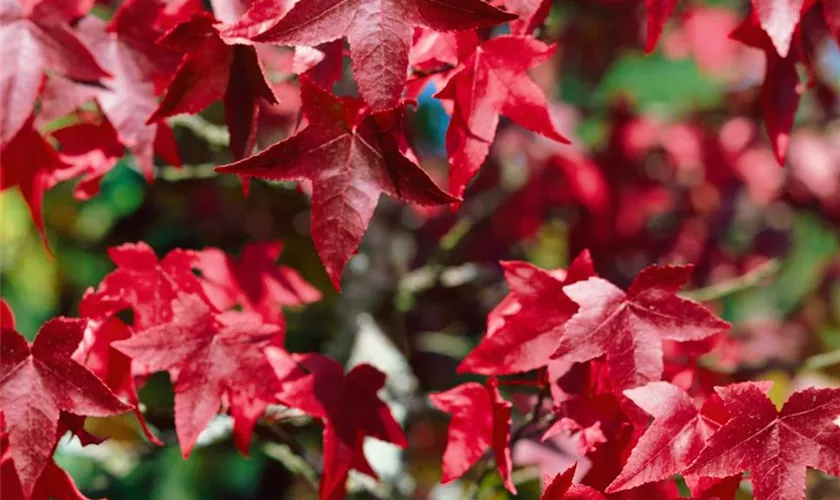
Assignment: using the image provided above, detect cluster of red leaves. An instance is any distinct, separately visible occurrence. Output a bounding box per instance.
[0,240,407,500]
[434,252,840,499]
[1,0,839,499]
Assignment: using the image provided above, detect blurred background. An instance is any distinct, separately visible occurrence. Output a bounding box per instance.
[1,0,839,498]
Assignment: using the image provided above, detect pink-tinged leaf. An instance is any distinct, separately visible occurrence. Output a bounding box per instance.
[210,0,254,23]
[501,0,553,36]
[221,0,515,109]
[458,250,595,375]
[430,379,516,494]
[606,382,729,493]
[184,242,321,327]
[750,0,805,57]
[0,0,108,144]
[0,116,67,250]
[215,77,458,289]
[271,353,406,500]
[0,318,130,498]
[435,35,569,199]
[644,0,679,53]
[44,0,182,179]
[542,464,607,499]
[684,382,840,500]
[550,265,730,391]
[113,292,292,456]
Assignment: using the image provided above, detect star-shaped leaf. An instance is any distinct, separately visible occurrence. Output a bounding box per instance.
[458,250,595,375]
[550,265,730,391]
[684,382,840,500]
[215,77,458,289]
[0,318,130,498]
[434,35,569,199]
[113,292,293,456]
[606,381,729,493]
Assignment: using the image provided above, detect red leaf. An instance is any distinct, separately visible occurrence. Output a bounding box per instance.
[185,242,322,327]
[41,0,182,179]
[75,292,162,445]
[1,444,93,500]
[550,265,730,391]
[112,292,292,456]
[750,0,805,57]
[430,378,516,493]
[215,77,458,289]
[501,0,553,36]
[606,382,729,493]
[50,118,124,200]
[271,353,407,500]
[220,0,515,109]
[0,299,14,329]
[0,116,67,250]
[0,0,108,144]
[0,317,130,498]
[644,0,679,53]
[684,382,840,500]
[542,464,607,500]
[458,250,595,375]
[90,242,206,331]
[435,35,569,199]
[731,10,804,165]
[148,13,277,161]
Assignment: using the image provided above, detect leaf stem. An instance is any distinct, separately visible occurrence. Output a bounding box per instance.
[681,259,781,302]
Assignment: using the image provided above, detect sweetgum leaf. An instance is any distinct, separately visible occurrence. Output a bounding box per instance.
[685,382,840,500]
[113,292,294,456]
[0,317,130,498]
[435,35,569,199]
[216,77,458,289]
[550,265,730,391]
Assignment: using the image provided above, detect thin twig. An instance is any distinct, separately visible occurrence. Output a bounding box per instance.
[681,259,781,302]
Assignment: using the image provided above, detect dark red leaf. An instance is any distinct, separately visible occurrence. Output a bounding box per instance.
[0,317,130,497]
[220,0,515,109]
[269,352,407,500]
[215,77,458,289]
